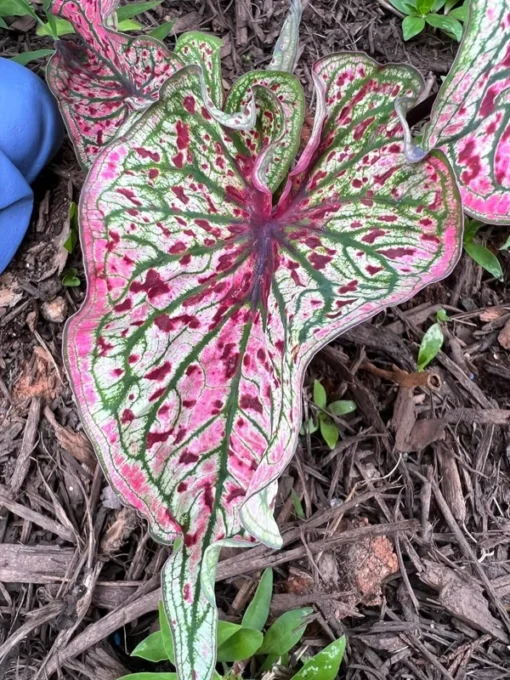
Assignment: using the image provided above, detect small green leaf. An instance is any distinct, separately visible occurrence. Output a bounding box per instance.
[290,636,346,680]
[0,16,7,26]
[258,608,313,656]
[62,268,80,287]
[10,48,54,65]
[117,18,143,31]
[402,15,426,40]
[242,568,273,631]
[217,621,243,647]
[416,0,434,15]
[328,400,356,416]
[64,202,78,253]
[300,417,318,436]
[319,415,339,450]
[36,17,74,36]
[291,488,306,520]
[464,242,504,280]
[117,675,177,680]
[149,20,175,40]
[116,0,163,21]
[436,308,449,323]
[425,13,463,40]
[42,0,57,37]
[260,652,290,673]
[131,630,168,662]
[444,0,462,10]
[431,0,446,10]
[158,601,175,663]
[463,218,482,243]
[417,322,444,371]
[448,4,468,22]
[312,380,327,409]
[500,235,510,251]
[217,628,263,662]
[0,0,36,19]
[388,0,417,12]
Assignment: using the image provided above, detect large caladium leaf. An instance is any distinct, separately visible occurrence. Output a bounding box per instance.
[66,54,462,680]
[46,0,183,169]
[424,0,510,224]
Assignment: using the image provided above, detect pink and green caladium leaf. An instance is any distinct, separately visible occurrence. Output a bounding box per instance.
[174,32,224,109]
[46,0,183,169]
[424,0,510,224]
[65,55,462,680]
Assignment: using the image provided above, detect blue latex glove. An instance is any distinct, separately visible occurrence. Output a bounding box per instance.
[0,58,64,274]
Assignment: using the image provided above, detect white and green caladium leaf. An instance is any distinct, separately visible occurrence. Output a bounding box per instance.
[65,54,462,680]
[46,0,183,169]
[424,0,510,224]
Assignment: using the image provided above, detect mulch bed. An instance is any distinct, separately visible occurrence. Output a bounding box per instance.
[1,1,510,679]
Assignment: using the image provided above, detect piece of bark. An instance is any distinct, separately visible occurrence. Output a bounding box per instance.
[100,507,139,554]
[44,406,96,469]
[435,444,466,523]
[403,418,447,452]
[419,559,509,643]
[10,397,41,492]
[391,388,416,453]
[497,319,510,349]
[0,544,75,583]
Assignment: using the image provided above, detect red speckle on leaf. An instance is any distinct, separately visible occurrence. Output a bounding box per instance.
[378,247,415,258]
[114,298,132,312]
[179,451,198,465]
[130,269,170,300]
[183,399,196,407]
[121,409,135,424]
[128,354,139,364]
[309,253,332,270]
[113,368,123,377]
[226,487,245,503]
[116,188,141,205]
[458,140,481,183]
[134,147,160,162]
[240,394,263,414]
[172,152,184,168]
[362,229,385,244]
[147,430,172,448]
[338,280,358,294]
[183,96,196,113]
[421,234,440,244]
[146,361,172,381]
[176,121,190,150]
[171,187,189,204]
[148,168,159,180]
[367,265,384,275]
[177,482,188,493]
[149,387,166,402]
[480,87,498,117]
[98,336,114,356]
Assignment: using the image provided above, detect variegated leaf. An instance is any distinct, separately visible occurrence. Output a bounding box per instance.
[46,0,183,169]
[424,0,510,223]
[175,32,224,109]
[66,56,462,680]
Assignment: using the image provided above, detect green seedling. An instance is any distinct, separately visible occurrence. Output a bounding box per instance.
[463,219,504,281]
[121,569,345,680]
[301,380,356,450]
[388,0,467,41]
[417,308,449,371]
[62,267,80,287]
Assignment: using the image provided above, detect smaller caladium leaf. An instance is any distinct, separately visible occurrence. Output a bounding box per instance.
[424,0,510,224]
[46,0,183,169]
[268,0,303,73]
[66,54,462,680]
[175,32,224,109]
[224,71,305,193]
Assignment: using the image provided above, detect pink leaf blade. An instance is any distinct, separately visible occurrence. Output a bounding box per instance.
[175,31,225,109]
[424,0,510,224]
[47,0,183,169]
[225,71,305,192]
[65,57,463,680]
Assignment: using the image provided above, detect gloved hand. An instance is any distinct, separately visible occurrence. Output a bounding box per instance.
[0,57,64,274]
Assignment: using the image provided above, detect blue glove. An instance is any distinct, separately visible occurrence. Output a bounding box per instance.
[0,57,64,274]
